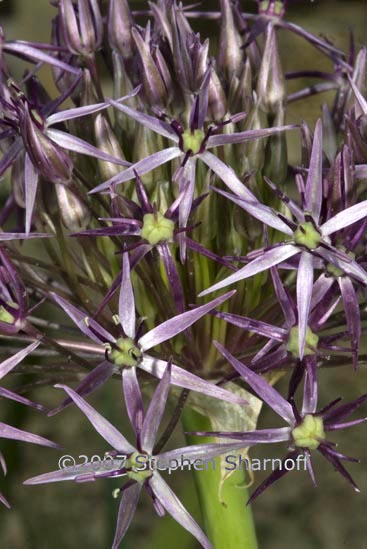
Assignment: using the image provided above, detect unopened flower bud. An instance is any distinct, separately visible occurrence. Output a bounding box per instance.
[218,0,243,80]
[108,0,134,60]
[95,114,126,180]
[55,184,91,231]
[59,0,103,58]
[257,24,286,114]
[264,104,288,184]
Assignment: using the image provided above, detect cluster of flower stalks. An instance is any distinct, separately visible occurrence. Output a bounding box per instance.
[1,0,367,547]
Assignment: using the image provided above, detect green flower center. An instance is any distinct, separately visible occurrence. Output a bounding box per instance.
[110,338,142,368]
[182,129,205,154]
[292,415,325,450]
[0,306,15,324]
[141,212,175,246]
[294,221,321,249]
[286,326,319,358]
[126,452,152,482]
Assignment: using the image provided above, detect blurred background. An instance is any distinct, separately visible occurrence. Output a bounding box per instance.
[1,1,367,548]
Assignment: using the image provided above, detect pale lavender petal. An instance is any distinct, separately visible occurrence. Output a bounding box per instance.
[199,245,299,297]
[47,102,109,126]
[139,356,247,405]
[47,129,130,166]
[316,247,367,284]
[24,459,126,485]
[0,492,10,509]
[321,201,367,236]
[4,42,80,74]
[108,98,179,141]
[141,361,171,454]
[149,474,212,549]
[51,292,116,345]
[201,152,293,234]
[0,340,40,380]
[139,291,236,351]
[122,368,144,435]
[339,276,361,368]
[297,252,314,359]
[112,483,142,549]
[54,385,136,453]
[270,266,296,326]
[0,387,46,413]
[119,253,136,339]
[24,154,39,234]
[90,147,182,194]
[0,422,60,448]
[206,125,297,148]
[305,119,323,222]
[302,356,318,415]
[157,243,185,313]
[214,311,288,341]
[214,342,294,423]
[0,139,22,176]
[180,428,291,445]
[347,75,367,115]
[310,274,334,310]
[0,233,52,240]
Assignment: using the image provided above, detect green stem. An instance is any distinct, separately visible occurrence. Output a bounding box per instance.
[182,408,258,549]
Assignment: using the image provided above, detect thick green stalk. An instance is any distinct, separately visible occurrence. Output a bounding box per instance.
[182,408,258,549]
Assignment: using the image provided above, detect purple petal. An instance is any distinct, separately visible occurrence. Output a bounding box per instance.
[321,200,367,236]
[297,252,314,359]
[322,394,367,425]
[270,266,297,326]
[316,247,367,284]
[24,154,39,234]
[51,292,116,345]
[47,102,110,126]
[24,459,126,485]
[0,422,60,449]
[305,119,323,222]
[112,482,142,549]
[183,428,291,445]
[302,356,318,415]
[206,125,297,148]
[339,276,361,369]
[159,442,258,462]
[139,291,236,351]
[199,245,299,297]
[47,129,130,166]
[90,147,182,194]
[247,452,298,504]
[122,368,144,436]
[0,340,40,380]
[0,387,46,413]
[141,362,172,454]
[119,253,136,339]
[214,342,294,423]
[108,98,179,141]
[139,356,247,406]
[157,243,185,314]
[48,361,115,416]
[318,445,360,492]
[55,384,135,453]
[0,492,10,509]
[347,75,367,115]
[214,311,287,341]
[0,233,52,240]
[202,152,293,234]
[149,474,212,549]
[4,42,80,74]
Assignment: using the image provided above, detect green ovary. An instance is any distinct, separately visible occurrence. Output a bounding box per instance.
[141,212,175,245]
[182,129,205,154]
[294,221,321,249]
[286,326,319,358]
[292,415,325,450]
[126,452,152,482]
[0,306,15,324]
[110,338,142,367]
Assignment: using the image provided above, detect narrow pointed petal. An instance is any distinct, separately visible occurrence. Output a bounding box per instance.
[139,356,247,406]
[302,356,318,415]
[119,253,136,339]
[0,387,46,413]
[4,42,80,74]
[247,452,298,504]
[305,119,323,221]
[339,276,361,369]
[160,442,255,463]
[24,154,39,234]
[24,459,126,485]
[323,394,367,425]
[0,341,40,380]
[122,368,144,436]
[347,75,367,115]
[201,152,293,234]
[0,492,10,509]
[157,243,185,314]
[0,139,22,176]
[90,147,182,194]
[183,428,291,445]
[321,201,367,236]
[141,362,171,454]
[199,245,299,297]
[318,445,360,492]
[297,252,314,359]
[112,482,142,549]
[47,129,130,166]
[54,385,135,453]
[206,125,297,148]
[0,422,60,448]
[214,342,294,423]
[48,361,115,416]
[316,247,367,284]
[325,418,367,431]
[47,102,110,126]
[51,292,115,345]
[270,266,297,326]
[214,311,288,341]
[0,233,52,240]
[149,474,212,549]
[107,98,179,141]
[139,291,235,351]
